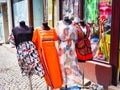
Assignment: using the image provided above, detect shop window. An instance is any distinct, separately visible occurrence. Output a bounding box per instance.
[59,0,113,63]
[84,0,112,62]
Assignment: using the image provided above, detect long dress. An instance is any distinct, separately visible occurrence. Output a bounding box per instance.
[32,27,63,89]
[8,26,44,77]
[57,21,82,88]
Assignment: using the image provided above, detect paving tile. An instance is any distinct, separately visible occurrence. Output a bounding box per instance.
[0,45,47,90]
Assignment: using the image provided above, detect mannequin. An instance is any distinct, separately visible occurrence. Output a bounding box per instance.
[75,19,93,87]
[56,17,82,89]
[8,21,44,90]
[20,21,26,27]
[42,22,50,30]
[63,16,72,25]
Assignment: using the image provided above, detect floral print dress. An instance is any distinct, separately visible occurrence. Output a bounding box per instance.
[57,21,82,88]
[9,32,44,77]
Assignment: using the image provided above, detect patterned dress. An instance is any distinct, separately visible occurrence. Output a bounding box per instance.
[57,21,82,88]
[75,24,93,61]
[9,28,44,77]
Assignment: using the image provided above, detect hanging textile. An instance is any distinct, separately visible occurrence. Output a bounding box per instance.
[62,0,79,18]
[84,0,99,24]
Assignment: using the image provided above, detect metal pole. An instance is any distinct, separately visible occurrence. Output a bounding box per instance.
[28,75,33,90]
[82,62,85,87]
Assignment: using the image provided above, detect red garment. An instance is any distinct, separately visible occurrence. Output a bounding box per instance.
[75,24,93,61]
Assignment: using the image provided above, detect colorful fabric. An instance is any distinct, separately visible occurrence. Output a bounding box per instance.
[84,0,99,24]
[57,21,82,88]
[9,32,44,77]
[75,24,93,61]
[62,0,79,18]
[32,27,63,89]
[17,41,44,76]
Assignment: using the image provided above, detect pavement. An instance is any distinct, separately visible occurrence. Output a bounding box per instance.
[0,44,120,90]
[0,44,47,90]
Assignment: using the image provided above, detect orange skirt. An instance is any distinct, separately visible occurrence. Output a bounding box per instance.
[39,41,63,89]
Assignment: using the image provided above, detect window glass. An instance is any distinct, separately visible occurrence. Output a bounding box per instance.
[84,0,112,62]
[61,0,112,62]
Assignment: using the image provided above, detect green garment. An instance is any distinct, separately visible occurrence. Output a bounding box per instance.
[84,0,99,24]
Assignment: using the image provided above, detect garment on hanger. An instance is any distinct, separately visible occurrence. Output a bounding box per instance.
[32,26,63,89]
[56,20,82,88]
[75,23,93,61]
[8,21,44,77]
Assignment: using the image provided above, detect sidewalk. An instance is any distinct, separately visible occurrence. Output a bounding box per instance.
[0,44,47,90]
[1,44,120,90]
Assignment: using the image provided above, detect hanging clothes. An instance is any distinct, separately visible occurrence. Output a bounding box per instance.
[62,0,79,18]
[75,24,93,61]
[8,24,44,77]
[84,0,99,24]
[57,21,82,88]
[32,27,63,89]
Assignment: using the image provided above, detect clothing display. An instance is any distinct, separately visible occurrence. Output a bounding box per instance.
[75,23,93,61]
[84,0,99,24]
[62,0,79,18]
[32,25,63,89]
[8,21,44,77]
[57,20,82,88]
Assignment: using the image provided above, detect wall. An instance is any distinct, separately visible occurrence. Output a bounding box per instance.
[1,3,9,43]
[7,0,13,34]
[78,61,112,89]
[12,0,29,27]
[32,0,43,28]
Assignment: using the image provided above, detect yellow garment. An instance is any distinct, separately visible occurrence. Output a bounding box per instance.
[105,34,110,61]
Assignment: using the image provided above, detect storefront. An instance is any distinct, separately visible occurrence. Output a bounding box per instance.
[55,0,119,87]
[10,0,120,87]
